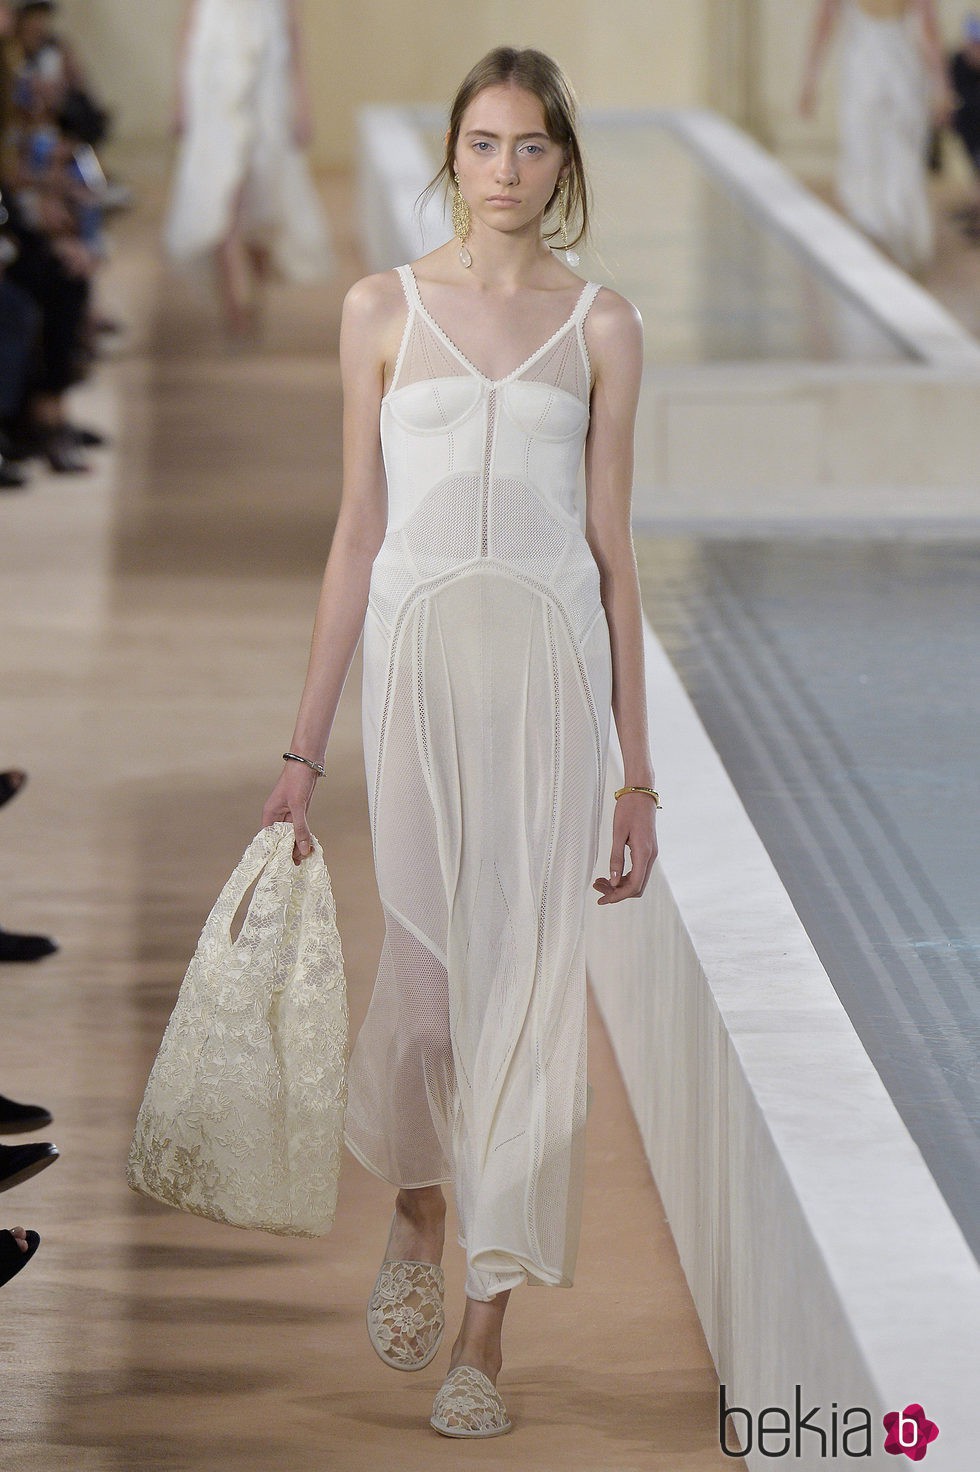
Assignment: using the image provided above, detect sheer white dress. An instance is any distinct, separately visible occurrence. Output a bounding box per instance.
[343,264,613,1303]
[164,0,333,281]
[837,0,934,271]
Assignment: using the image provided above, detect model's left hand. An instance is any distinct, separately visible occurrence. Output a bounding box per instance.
[593,793,659,904]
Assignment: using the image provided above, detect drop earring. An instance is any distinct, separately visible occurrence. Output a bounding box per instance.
[558,177,579,267]
[452,171,472,268]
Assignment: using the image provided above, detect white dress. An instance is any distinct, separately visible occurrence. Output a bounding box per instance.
[164,0,333,281]
[343,264,613,1303]
[837,0,934,271]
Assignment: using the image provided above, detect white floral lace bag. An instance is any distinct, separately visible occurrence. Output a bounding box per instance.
[127,822,348,1236]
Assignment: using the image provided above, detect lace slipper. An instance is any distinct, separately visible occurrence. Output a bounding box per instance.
[430,1364,513,1438]
[366,1209,445,1371]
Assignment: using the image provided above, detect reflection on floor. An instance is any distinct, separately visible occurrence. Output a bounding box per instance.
[0,164,742,1469]
[636,533,980,1260]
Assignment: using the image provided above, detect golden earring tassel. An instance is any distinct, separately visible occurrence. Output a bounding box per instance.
[452,172,472,268]
[559,179,579,267]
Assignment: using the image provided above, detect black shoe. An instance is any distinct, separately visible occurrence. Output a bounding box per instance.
[42,426,90,474]
[0,927,59,962]
[0,1095,53,1133]
[0,1142,59,1192]
[0,456,27,489]
[0,1228,40,1288]
[0,769,27,809]
[68,423,110,449]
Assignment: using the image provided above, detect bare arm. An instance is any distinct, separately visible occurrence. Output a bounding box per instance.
[261,274,392,858]
[913,0,956,122]
[284,0,314,148]
[799,0,843,116]
[583,292,658,904]
[172,0,198,135]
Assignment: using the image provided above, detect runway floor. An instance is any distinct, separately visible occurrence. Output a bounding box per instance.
[0,165,742,1468]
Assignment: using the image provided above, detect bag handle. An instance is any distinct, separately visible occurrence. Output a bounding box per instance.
[198,823,323,958]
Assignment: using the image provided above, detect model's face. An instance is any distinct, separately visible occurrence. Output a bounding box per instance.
[451,84,568,239]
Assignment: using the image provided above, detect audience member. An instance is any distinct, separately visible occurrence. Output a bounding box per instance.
[948,14,980,239]
[0,0,116,474]
[0,768,58,958]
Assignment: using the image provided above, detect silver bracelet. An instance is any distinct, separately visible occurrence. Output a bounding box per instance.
[282,751,325,778]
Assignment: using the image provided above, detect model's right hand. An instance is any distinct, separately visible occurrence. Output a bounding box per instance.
[261,765,317,864]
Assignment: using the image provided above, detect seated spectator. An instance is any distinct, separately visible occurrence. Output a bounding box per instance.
[0,223,38,488]
[0,768,58,960]
[0,0,109,471]
[949,14,980,238]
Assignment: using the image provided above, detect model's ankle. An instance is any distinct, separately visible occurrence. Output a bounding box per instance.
[395,1187,446,1225]
[449,1342,503,1381]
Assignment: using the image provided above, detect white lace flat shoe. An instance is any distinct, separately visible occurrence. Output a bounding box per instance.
[366,1209,445,1371]
[429,1364,513,1437]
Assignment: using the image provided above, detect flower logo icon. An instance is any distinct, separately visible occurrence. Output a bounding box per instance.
[883,1404,939,1460]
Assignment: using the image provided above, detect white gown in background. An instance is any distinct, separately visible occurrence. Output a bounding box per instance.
[837,0,934,271]
[164,0,333,281]
[343,265,612,1303]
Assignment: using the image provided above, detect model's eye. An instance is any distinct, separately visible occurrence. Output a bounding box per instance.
[523,145,543,155]
[472,140,493,152]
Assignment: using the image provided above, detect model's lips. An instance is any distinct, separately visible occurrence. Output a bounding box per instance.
[486,196,520,205]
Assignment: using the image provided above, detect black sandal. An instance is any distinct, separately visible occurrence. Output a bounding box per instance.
[0,1228,40,1287]
[0,770,26,810]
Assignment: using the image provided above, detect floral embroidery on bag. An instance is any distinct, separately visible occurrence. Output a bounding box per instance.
[127,823,348,1236]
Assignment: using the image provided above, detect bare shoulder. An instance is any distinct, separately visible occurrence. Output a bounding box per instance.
[587,285,643,348]
[342,268,405,326]
[584,286,643,389]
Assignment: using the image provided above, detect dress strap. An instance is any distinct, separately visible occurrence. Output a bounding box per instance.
[574,280,603,325]
[383,266,419,403]
[395,263,418,311]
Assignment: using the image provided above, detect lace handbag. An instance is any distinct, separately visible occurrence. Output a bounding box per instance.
[127,822,348,1236]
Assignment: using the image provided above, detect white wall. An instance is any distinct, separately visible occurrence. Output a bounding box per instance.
[57,0,716,169]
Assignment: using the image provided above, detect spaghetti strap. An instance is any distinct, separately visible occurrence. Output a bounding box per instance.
[396,262,421,309]
[575,280,603,323]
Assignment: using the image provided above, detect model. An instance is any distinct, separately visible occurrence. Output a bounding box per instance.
[799,0,955,272]
[164,0,333,334]
[261,45,659,1438]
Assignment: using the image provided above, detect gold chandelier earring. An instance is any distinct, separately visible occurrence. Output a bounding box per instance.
[558,177,579,267]
[452,171,472,268]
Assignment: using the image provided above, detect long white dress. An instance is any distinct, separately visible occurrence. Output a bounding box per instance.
[343,265,613,1303]
[837,0,934,271]
[164,0,333,281]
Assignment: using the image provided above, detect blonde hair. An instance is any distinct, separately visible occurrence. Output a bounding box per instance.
[417,45,591,254]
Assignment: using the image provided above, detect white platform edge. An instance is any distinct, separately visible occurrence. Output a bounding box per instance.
[646,106,980,371]
[586,617,980,1470]
[356,103,980,1467]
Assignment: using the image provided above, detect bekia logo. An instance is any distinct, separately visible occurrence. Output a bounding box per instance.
[720,1386,940,1460]
[882,1404,940,1461]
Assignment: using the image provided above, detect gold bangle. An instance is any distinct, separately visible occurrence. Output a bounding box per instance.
[614,785,662,808]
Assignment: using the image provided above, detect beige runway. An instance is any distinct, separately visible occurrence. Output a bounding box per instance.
[0,165,741,1471]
